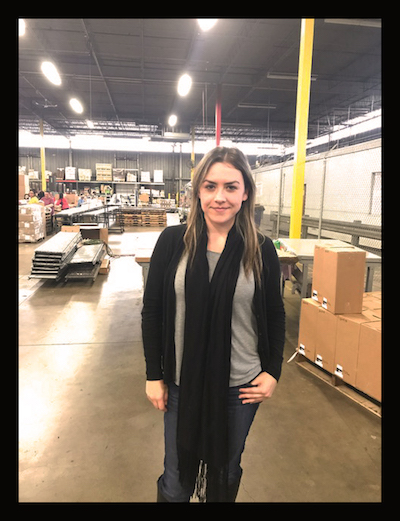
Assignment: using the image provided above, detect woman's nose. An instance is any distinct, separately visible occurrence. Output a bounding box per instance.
[214,188,226,202]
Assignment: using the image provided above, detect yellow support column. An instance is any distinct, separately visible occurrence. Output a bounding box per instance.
[289,18,315,238]
[39,119,46,191]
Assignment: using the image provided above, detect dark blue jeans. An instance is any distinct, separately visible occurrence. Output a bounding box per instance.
[158,382,259,502]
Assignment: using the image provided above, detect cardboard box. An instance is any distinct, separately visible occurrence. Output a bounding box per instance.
[19,204,44,215]
[141,171,151,183]
[315,306,338,373]
[99,258,110,274]
[356,321,381,401]
[369,291,382,301]
[363,308,381,321]
[65,166,77,180]
[298,298,321,361]
[65,194,78,206]
[362,292,381,311]
[334,312,374,386]
[61,225,108,244]
[153,169,163,183]
[312,245,366,314]
[19,173,30,200]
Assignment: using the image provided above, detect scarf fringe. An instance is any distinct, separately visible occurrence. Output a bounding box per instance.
[193,460,208,503]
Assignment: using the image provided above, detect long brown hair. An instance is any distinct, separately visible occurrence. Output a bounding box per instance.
[183,146,263,283]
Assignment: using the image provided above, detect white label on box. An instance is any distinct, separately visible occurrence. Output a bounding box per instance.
[312,290,318,301]
[154,169,163,182]
[299,343,306,355]
[322,297,328,309]
[334,364,343,378]
[315,354,323,368]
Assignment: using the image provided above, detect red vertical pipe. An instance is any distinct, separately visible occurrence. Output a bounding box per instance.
[215,84,222,146]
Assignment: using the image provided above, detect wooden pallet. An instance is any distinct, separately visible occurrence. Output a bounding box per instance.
[120,209,166,227]
[295,354,381,418]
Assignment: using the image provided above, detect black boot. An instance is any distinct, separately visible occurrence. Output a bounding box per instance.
[226,477,241,502]
[157,476,170,502]
[157,488,170,502]
[205,476,241,502]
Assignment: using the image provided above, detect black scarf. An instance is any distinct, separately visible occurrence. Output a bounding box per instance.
[176,223,244,502]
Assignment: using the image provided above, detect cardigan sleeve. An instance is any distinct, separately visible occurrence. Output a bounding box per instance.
[141,228,171,380]
[141,225,185,380]
[261,236,286,381]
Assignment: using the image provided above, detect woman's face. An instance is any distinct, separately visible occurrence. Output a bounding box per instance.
[198,161,248,230]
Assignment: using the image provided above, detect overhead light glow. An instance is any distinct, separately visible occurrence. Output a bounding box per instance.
[197,19,218,31]
[19,19,26,36]
[168,114,177,127]
[70,98,83,114]
[177,73,192,96]
[41,61,62,86]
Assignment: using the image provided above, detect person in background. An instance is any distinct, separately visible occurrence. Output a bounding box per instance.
[28,190,39,204]
[55,192,69,210]
[78,194,86,207]
[40,191,55,214]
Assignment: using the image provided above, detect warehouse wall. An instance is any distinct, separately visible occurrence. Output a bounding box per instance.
[18,147,195,198]
[19,146,258,198]
[253,139,382,251]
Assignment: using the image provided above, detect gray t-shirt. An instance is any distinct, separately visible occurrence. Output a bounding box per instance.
[174,251,261,387]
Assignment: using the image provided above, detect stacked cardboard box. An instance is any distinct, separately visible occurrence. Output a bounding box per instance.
[112,168,126,182]
[18,204,45,242]
[96,163,113,181]
[78,168,92,181]
[297,245,381,401]
[65,166,77,180]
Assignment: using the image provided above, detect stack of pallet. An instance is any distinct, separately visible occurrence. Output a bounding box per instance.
[118,208,167,227]
[120,209,142,226]
[141,209,167,227]
[296,245,381,403]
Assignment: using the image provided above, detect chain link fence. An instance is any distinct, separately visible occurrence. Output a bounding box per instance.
[253,138,381,254]
[253,138,381,291]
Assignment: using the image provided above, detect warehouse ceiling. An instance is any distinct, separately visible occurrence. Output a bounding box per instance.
[18,18,381,146]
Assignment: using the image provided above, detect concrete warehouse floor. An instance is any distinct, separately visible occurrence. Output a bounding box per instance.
[18,228,381,503]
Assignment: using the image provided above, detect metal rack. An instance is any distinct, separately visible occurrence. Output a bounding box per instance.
[65,242,106,281]
[29,231,82,280]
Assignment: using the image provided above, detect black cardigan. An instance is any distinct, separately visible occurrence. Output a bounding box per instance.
[141,224,285,383]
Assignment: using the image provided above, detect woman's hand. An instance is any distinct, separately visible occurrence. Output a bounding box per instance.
[146,380,168,411]
[239,372,278,404]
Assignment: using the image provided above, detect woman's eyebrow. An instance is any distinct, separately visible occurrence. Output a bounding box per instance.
[202,179,240,185]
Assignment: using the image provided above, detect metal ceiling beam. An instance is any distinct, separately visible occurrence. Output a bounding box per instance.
[81,19,120,123]
[324,19,381,28]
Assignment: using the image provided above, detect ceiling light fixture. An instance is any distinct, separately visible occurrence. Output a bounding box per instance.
[177,73,192,96]
[86,119,94,129]
[197,19,218,31]
[70,98,83,114]
[168,114,177,127]
[41,61,62,86]
[19,19,26,36]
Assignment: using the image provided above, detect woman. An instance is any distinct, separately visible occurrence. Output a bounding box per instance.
[27,189,39,204]
[55,192,69,210]
[142,147,285,503]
